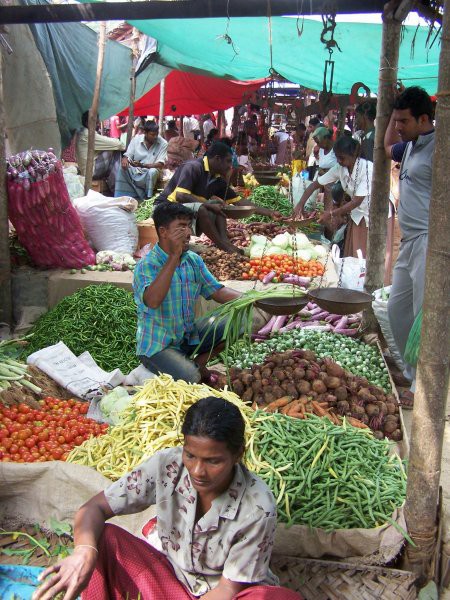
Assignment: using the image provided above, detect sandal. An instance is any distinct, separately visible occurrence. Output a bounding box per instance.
[399,390,414,410]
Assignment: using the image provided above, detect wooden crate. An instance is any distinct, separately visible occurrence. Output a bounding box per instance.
[271,555,417,600]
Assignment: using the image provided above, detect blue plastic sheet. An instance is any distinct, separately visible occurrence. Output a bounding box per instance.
[0,564,44,600]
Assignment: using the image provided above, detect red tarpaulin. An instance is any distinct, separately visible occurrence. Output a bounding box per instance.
[119,70,266,117]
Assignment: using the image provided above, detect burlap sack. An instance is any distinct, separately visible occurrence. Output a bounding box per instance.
[1,462,405,565]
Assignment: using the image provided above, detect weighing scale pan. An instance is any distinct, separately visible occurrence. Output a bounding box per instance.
[255,295,308,316]
[222,206,255,219]
[308,287,373,315]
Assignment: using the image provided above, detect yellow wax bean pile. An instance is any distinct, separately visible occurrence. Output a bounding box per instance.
[67,374,262,480]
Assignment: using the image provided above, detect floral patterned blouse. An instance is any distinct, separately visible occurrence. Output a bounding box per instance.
[104,446,279,596]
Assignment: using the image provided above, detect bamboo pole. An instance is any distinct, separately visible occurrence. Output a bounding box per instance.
[84,22,106,194]
[404,0,450,582]
[158,77,166,136]
[125,35,139,149]
[362,0,413,331]
[0,50,12,326]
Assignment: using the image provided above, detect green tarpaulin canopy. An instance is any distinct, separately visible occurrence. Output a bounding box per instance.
[129,16,439,94]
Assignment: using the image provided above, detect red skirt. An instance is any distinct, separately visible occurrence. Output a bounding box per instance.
[82,524,303,600]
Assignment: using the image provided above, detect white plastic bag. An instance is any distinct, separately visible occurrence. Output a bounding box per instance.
[292,173,319,210]
[331,244,366,291]
[63,165,85,201]
[27,341,124,400]
[74,190,139,254]
[124,364,156,386]
[373,287,406,371]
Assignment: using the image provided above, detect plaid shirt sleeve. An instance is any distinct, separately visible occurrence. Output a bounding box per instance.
[133,255,159,311]
[195,255,223,299]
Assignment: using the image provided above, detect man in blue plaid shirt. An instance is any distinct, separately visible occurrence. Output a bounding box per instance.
[133,203,242,383]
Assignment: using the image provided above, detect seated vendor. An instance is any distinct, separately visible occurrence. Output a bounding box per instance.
[133,202,241,384]
[155,142,282,253]
[33,398,303,600]
[115,121,168,201]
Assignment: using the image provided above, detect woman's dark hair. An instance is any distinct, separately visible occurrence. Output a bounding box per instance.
[393,86,433,121]
[152,202,194,232]
[333,135,360,157]
[182,397,245,455]
[206,141,233,159]
[355,100,377,121]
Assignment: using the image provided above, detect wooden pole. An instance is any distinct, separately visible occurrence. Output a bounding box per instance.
[158,77,166,136]
[404,0,450,582]
[125,33,139,149]
[362,0,413,331]
[0,50,13,326]
[84,21,106,194]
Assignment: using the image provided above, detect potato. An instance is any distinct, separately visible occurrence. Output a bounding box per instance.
[312,379,327,394]
[296,380,311,395]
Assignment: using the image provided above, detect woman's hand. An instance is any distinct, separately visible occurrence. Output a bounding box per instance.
[32,546,97,600]
[121,156,130,169]
[318,210,332,224]
[271,210,283,221]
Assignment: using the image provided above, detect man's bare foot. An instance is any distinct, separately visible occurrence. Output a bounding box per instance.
[399,390,414,409]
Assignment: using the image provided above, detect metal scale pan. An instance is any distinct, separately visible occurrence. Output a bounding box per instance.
[308,287,373,316]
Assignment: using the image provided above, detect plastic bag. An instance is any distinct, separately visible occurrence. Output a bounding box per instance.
[99,387,133,425]
[63,165,85,201]
[331,244,366,291]
[372,286,405,371]
[7,166,95,269]
[74,190,139,254]
[292,173,319,211]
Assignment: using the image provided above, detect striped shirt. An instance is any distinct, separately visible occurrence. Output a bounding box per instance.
[133,244,223,358]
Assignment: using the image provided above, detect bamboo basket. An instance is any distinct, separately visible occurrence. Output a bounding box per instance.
[271,555,417,600]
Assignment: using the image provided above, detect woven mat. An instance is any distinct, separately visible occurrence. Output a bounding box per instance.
[271,555,418,600]
[0,525,72,567]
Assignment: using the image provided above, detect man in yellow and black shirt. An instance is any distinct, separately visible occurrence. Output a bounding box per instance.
[155,142,281,253]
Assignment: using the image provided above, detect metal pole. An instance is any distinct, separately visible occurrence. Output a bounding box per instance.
[158,77,166,136]
[362,0,414,331]
[125,33,139,149]
[0,50,12,326]
[404,0,450,583]
[84,22,106,194]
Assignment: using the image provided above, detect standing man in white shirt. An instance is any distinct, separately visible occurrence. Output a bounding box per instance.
[203,114,215,138]
[115,121,168,201]
[183,115,201,140]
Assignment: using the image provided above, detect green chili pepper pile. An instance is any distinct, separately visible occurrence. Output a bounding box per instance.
[25,285,138,373]
[244,186,293,223]
[251,412,407,531]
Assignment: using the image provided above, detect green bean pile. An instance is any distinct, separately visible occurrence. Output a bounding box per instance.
[251,412,407,531]
[216,328,391,392]
[25,285,139,374]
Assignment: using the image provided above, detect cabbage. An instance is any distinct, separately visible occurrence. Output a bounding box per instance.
[99,387,132,425]
[297,248,312,261]
[314,244,328,258]
[265,246,285,255]
[250,245,266,259]
[289,233,310,249]
[271,233,290,250]
[250,234,268,246]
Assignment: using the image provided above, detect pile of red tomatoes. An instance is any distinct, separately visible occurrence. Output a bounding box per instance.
[0,397,109,463]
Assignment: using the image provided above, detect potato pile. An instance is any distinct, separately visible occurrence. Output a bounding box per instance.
[229,349,402,440]
[200,248,250,281]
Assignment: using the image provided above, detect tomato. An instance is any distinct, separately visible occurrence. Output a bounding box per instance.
[25,437,36,449]
[51,448,63,460]
[3,438,12,450]
[38,430,49,442]
[74,435,84,445]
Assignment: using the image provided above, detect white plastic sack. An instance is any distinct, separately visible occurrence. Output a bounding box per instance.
[292,173,319,210]
[26,341,125,400]
[63,165,85,201]
[331,244,366,291]
[74,190,139,254]
[373,287,406,371]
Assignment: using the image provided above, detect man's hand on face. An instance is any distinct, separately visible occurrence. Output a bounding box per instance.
[166,227,188,258]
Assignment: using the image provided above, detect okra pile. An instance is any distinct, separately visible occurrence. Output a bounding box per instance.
[252,412,407,531]
[26,285,139,374]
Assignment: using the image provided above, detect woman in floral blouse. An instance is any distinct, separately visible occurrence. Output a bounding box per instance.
[33,398,302,600]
